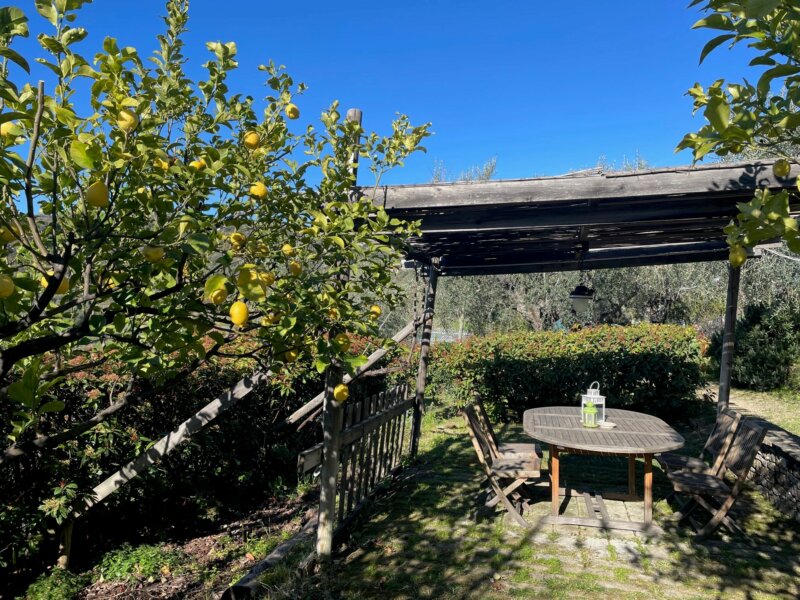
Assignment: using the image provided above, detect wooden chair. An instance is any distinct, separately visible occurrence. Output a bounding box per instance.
[472,395,543,462]
[657,408,742,477]
[461,405,541,528]
[667,419,767,538]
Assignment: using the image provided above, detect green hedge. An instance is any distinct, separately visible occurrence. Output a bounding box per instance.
[428,324,706,420]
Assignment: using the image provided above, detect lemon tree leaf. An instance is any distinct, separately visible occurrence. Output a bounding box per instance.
[698,34,734,65]
[38,400,65,414]
[69,139,97,170]
[7,380,35,408]
[744,0,781,18]
[34,0,58,26]
[704,96,729,132]
[204,274,229,297]
[0,47,30,73]
[183,233,212,255]
[0,7,29,38]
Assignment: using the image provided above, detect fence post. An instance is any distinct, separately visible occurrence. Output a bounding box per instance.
[316,365,344,560]
[316,107,362,560]
[718,264,741,414]
[411,261,439,457]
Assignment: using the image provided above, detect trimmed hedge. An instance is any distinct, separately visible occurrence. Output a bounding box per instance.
[428,324,706,420]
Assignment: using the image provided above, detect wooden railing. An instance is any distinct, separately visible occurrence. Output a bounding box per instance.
[298,382,412,529]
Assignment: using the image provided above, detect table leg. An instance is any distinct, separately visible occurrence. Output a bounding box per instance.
[643,453,653,525]
[550,444,560,517]
[628,455,636,497]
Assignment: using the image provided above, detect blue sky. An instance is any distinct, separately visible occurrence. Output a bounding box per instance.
[11,1,758,185]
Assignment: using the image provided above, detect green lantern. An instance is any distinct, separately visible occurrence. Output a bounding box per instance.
[582,402,599,428]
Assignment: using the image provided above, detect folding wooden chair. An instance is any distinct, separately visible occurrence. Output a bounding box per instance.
[461,405,541,528]
[667,419,767,538]
[657,408,742,477]
[473,395,543,462]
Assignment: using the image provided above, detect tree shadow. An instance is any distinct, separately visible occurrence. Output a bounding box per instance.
[287,409,800,599]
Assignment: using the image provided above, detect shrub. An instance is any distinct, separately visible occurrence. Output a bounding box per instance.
[97,543,186,582]
[708,300,800,391]
[428,324,706,420]
[23,569,90,600]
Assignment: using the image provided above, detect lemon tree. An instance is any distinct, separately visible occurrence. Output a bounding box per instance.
[678,0,800,265]
[0,0,428,548]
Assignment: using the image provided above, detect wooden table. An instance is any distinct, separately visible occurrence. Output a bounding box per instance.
[523,406,684,532]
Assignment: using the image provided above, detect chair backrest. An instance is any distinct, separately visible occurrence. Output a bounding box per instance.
[723,419,767,481]
[461,405,495,478]
[472,395,501,458]
[705,408,742,473]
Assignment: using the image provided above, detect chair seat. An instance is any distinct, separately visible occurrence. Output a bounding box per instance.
[667,470,731,496]
[658,452,709,473]
[498,442,542,460]
[491,456,541,479]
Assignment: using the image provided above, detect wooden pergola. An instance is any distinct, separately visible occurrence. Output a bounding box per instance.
[362,159,795,412]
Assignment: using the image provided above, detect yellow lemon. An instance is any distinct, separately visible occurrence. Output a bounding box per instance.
[333,383,349,403]
[333,332,351,352]
[369,304,382,320]
[281,243,295,257]
[0,274,15,298]
[0,121,16,137]
[230,301,249,326]
[282,348,300,363]
[243,131,260,150]
[117,108,139,133]
[288,260,302,276]
[773,159,791,178]
[729,245,747,268]
[154,157,170,171]
[141,246,165,263]
[237,266,259,288]
[230,231,246,249]
[285,103,300,120]
[189,159,205,171]
[0,224,19,243]
[259,271,276,287]
[40,270,70,294]
[261,311,280,325]
[105,272,125,289]
[250,181,268,199]
[85,180,109,208]
[209,288,228,305]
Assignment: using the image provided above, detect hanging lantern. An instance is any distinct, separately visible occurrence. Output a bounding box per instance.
[581,381,606,423]
[569,284,595,313]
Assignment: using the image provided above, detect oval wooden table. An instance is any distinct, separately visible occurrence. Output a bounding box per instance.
[523,406,685,532]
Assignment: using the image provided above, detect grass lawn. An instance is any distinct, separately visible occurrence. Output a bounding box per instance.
[730,387,800,435]
[272,404,800,600]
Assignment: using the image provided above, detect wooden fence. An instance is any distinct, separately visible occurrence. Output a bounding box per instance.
[298,382,413,530]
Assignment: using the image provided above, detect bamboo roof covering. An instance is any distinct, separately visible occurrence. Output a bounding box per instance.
[361,161,800,276]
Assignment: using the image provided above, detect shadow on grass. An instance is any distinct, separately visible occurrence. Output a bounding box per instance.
[280,408,800,600]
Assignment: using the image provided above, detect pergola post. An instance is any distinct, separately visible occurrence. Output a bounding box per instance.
[411,261,439,457]
[717,264,741,414]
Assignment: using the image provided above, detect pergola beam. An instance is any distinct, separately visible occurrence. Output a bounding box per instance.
[436,241,730,276]
[363,160,794,211]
